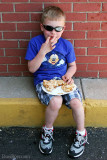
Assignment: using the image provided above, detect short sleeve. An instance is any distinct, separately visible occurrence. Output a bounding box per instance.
[25,41,38,60]
[66,43,76,63]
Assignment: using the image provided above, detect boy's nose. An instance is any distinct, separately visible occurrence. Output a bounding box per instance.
[51,29,56,34]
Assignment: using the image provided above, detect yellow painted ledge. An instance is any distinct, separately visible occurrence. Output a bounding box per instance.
[0,98,107,127]
[84,99,107,127]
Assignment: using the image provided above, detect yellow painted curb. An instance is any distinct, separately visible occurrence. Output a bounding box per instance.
[85,99,107,127]
[0,98,107,127]
[0,98,75,127]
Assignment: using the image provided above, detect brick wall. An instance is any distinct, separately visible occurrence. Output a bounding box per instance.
[0,0,107,78]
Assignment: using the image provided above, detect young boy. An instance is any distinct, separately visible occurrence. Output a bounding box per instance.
[25,6,88,158]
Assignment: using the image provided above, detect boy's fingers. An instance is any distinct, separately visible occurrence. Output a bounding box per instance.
[45,37,50,43]
[62,76,66,81]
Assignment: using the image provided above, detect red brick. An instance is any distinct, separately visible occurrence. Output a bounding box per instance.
[19,40,29,48]
[75,40,100,47]
[15,3,42,12]
[101,22,107,30]
[87,31,107,39]
[59,0,87,2]
[63,31,85,39]
[31,0,58,2]
[2,13,29,22]
[88,48,107,55]
[0,4,13,12]
[23,72,33,77]
[31,13,42,22]
[21,57,27,64]
[73,22,100,30]
[76,56,98,63]
[99,72,107,78]
[1,0,28,2]
[31,31,45,38]
[74,3,101,12]
[5,49,26,56]
[3,32,30,40]
[8,64,28,72]
[90,0,107,2]
[88,64,107,71]
[102,3,107,11]
[74,71,98,78]
[17,23,40,31]
[44,3,72,12]
[0,49,4,56]
[76,64,87,71]
[0,57,20,64]
[66,13,86,21]
[0,65,7,72]
[75,48,86,55]
[0,40,18,48]
[65,22,72,30]
[88,13,107,21]
[100,56,107,63]
[0,23,16,31]
[101,40,107,47]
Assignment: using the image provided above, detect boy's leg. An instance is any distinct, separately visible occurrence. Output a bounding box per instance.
[70,98,84,131]
[45,96,63,128]
[39,96,63,154]
[68,98,88,158]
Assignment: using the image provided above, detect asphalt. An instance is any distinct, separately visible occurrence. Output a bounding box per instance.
[0,127,107,160]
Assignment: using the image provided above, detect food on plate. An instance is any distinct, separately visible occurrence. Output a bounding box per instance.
[43,79,75,93]
[61,83,75,92]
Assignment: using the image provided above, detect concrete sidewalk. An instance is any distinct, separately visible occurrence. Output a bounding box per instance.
[0,77,107,127]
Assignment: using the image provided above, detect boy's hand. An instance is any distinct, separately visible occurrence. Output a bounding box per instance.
[62,74,74,84]
[40,36,58,55]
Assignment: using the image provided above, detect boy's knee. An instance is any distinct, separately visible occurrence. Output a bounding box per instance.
[49,96,62,111]
[70,98,82,109]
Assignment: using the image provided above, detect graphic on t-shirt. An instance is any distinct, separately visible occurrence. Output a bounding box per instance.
[42,51,66,69]
[48,54,59,65]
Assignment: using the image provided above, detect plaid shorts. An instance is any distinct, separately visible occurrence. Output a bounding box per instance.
[35,82,82,109]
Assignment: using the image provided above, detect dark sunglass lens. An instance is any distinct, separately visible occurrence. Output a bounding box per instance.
[44,25,53,31]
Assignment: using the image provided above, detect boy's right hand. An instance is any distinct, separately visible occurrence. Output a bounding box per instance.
[40,36,58,55]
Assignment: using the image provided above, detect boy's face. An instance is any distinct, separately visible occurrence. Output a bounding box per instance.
[40,18,65,40]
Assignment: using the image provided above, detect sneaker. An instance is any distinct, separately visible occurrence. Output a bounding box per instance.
[68,129,88,158]
[39,126,54,155]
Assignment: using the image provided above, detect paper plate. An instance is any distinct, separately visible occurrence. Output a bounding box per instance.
[42,84,77,95]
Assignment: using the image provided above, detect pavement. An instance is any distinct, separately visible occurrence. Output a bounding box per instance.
[0,127,107,160]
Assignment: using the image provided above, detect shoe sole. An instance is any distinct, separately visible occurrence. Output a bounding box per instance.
[68,148,84,158]
[39,142,53,155]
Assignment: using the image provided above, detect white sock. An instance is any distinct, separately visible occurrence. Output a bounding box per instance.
[44,125,53,130]
[76,129,86,136]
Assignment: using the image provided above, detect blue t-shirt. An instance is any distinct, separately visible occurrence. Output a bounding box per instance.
[25,34,76,86]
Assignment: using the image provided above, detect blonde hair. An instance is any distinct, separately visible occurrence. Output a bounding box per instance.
[41,6,66,24]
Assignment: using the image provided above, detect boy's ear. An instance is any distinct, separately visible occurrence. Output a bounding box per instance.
[40,23,43,31]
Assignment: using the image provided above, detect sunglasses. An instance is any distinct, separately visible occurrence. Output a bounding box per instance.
[43,25,64,32]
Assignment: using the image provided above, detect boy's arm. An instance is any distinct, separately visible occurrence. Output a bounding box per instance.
[62,61,77,84]
[28,36,57,73]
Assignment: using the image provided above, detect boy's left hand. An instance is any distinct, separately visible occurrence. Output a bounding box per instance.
[62,74,74,84]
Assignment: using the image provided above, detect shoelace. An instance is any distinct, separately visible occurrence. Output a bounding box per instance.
[74,133,89,146]
[43,129,54,143]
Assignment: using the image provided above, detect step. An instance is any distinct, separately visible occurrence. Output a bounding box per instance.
[0,77,107,127]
